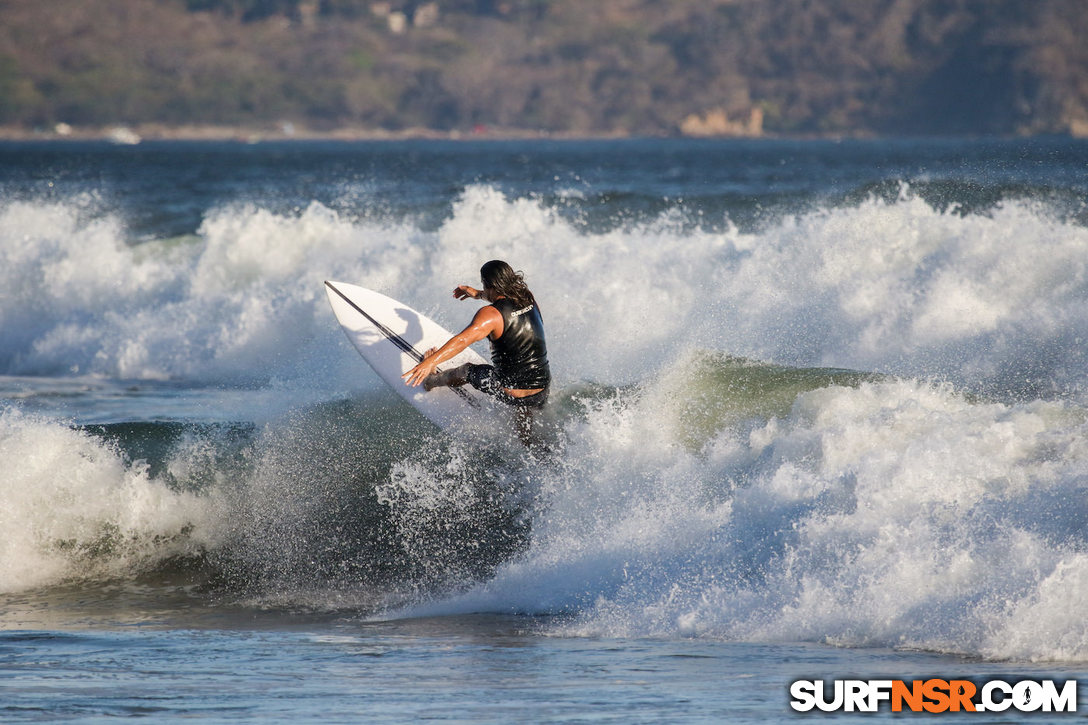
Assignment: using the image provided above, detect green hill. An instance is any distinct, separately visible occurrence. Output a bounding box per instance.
[1,0,1085,137]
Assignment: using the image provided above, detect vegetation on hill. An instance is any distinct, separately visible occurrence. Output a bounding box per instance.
[0,0,1085,137]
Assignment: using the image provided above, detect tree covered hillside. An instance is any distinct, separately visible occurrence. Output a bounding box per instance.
[1,0,1086,137]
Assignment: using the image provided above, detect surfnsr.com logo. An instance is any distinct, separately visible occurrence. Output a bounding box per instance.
[790,679,1078,714]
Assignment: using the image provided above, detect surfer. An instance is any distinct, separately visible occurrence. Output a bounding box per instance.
[402,260,551,444]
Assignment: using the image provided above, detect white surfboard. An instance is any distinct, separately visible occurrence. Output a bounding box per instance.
[324,281,491,429]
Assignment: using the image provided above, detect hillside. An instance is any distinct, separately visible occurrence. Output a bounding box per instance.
[1,0,1086,138]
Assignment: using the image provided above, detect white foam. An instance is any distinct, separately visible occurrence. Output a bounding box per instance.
[2,186,1086,398]
[397,371,1088,661]
[0,410,222,593]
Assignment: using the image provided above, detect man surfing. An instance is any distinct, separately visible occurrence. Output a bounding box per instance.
[402,260,550,443]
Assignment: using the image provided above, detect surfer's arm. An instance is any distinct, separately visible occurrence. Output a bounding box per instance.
[453,285,481,300]
[402,306,502,387]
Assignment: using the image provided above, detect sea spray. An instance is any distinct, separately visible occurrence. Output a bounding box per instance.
[407,369,1088,661]
[205,394,534,603]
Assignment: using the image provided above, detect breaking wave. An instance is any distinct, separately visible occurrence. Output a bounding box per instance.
[2,180,1088,662]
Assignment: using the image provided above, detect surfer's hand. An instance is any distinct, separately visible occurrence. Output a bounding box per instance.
[403,358,437,387]
[453,285,479,300]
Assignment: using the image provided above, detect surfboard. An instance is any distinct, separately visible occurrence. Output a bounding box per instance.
[324,281,491,429]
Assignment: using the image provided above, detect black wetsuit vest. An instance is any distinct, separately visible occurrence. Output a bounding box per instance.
[489,298,551,390]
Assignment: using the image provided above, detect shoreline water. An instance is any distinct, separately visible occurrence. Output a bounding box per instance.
[5,123,1088,144]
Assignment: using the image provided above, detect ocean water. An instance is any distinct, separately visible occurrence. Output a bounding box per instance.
[1,137,1087,721]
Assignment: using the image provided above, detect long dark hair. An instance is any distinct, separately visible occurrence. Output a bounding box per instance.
[480,260,535,308]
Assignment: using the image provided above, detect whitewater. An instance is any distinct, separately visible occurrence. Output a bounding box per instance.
[1,138,1087,721]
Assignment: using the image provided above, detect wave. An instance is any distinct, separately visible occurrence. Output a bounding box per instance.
[3,182,1088,661]
[394,356,1088,663]
[3,352,1088,661]
[1,184,1086,401]
[0,390,530,601]
[0,409,221,593]
[0,354,865,597]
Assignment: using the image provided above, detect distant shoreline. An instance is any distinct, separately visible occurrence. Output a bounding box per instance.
[0,123,645,144]
[0,123,1085,143]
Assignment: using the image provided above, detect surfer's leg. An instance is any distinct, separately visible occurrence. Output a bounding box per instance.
[423,363,470,391]
[464,364,502,395]
[509,387,549,448]
[514,406,534,447]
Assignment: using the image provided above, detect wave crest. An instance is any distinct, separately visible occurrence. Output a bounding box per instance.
[2,186,1087,399]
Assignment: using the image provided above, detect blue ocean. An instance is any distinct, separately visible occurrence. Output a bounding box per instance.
[1,138,1087,722]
